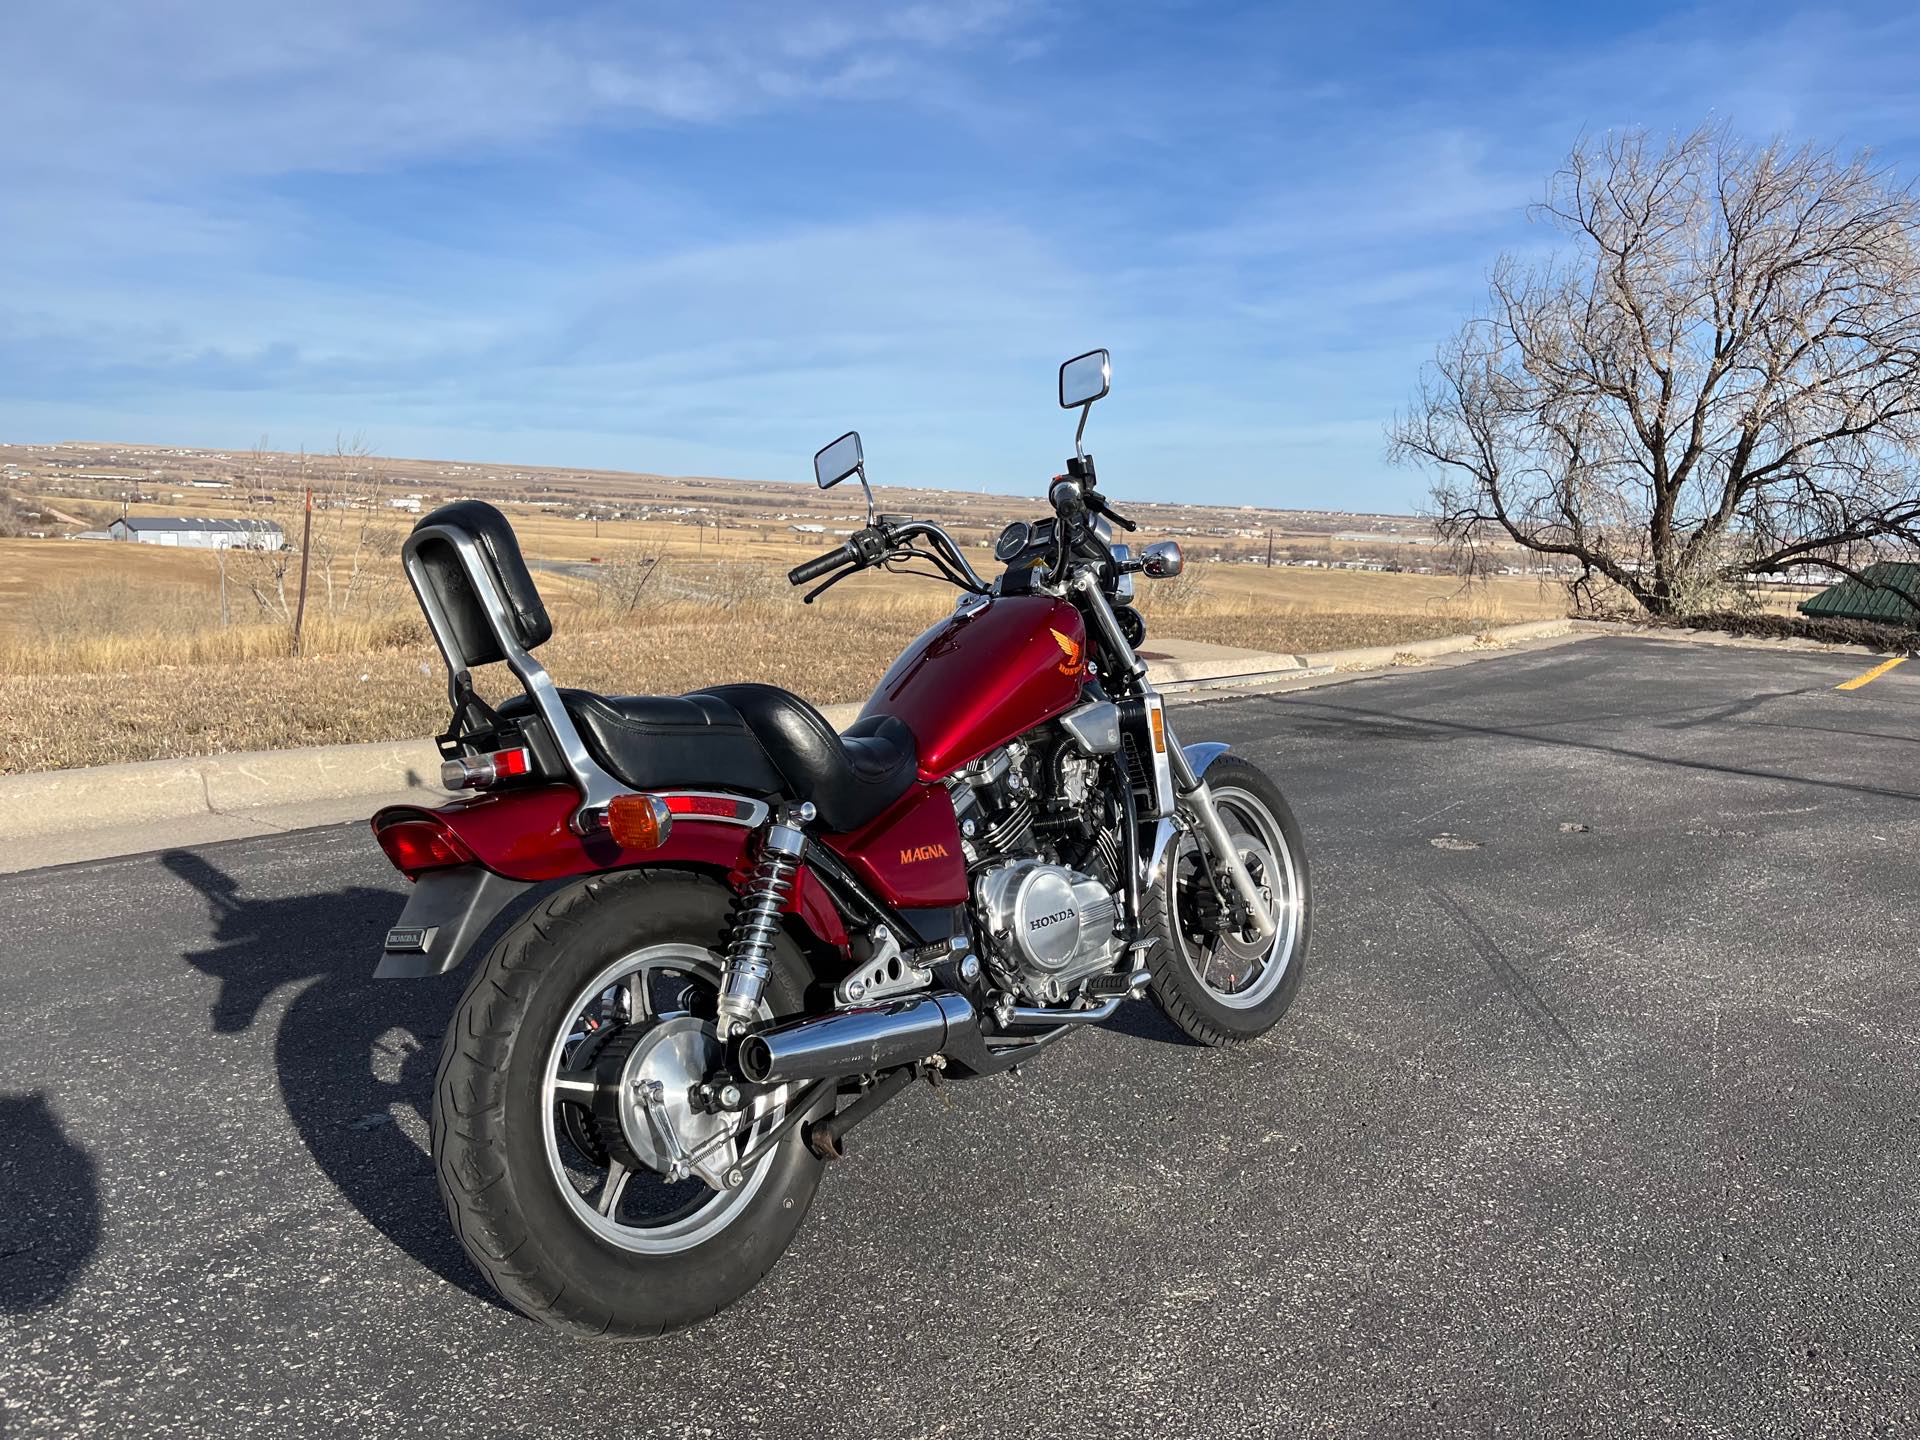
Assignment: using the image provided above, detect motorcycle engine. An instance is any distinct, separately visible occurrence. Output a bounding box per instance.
[975,859,1120,1002]
[949,736,1125,1003]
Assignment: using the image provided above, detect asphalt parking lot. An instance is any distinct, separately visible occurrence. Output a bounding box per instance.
[5,635,1919,1438]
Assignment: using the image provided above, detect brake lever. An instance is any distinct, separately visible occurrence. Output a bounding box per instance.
[802,564,860,605]
[1088,491,1137,532]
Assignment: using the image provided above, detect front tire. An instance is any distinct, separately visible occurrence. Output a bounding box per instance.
[433,867,825,1339]
[1140,754,1310,1046]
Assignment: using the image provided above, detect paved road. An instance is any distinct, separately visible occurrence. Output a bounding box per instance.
[5,636,1920,1438]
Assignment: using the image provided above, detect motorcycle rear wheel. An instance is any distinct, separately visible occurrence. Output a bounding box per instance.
[1140,754,1310,1046]
[434,867,826,1339]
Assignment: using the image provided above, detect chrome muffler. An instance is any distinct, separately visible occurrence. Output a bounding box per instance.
[736,993,976,1085]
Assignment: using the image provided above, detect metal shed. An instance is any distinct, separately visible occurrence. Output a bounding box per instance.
[106,516,285,550]
[1797,561,1920,623]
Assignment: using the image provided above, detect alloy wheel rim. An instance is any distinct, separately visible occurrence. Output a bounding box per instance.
[539,944,781,1255]
[1171,785,1302,1009]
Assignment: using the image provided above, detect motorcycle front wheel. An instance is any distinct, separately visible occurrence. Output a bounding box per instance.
[433,867,827,1339]
[1139,754,1311,1046]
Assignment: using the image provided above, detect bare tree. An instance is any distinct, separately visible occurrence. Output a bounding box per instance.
[229,442,298,625]
[304,436,403,617]
[598,547,663,616]
[225,438,406,635]
[1391,124,1920,616]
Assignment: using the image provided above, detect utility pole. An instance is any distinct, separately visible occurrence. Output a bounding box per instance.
[293,486,313,655]
[1265,528,1274,568]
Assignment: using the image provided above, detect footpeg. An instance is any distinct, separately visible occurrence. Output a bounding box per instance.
[1089,967,1153,1000]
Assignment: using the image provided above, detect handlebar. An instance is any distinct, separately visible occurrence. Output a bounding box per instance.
[787,479,1133,597]
[886,518,990,592]
[787,519,990,595]
[788,545,852,586]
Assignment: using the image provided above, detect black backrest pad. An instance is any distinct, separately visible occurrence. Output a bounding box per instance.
[409,500,552,664]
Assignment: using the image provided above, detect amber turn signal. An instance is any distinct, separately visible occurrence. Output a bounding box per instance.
[605,793,673,850]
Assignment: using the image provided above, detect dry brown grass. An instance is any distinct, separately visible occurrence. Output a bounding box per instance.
[0,604,930,773]
[0,548,1569,774]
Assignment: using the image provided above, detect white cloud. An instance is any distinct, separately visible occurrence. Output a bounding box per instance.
[1,0,1049,183]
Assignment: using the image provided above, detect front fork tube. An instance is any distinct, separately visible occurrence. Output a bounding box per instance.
[1075,571,1277,944]
[1163,721,1278,942]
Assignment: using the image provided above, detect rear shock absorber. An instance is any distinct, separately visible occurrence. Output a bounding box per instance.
[717,801,814,1039]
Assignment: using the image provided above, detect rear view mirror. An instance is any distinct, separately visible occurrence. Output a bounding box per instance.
[814,431,864,489]
[1059,350,1111,410]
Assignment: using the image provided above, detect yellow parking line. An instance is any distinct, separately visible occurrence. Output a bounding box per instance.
[1836,656,1909,691]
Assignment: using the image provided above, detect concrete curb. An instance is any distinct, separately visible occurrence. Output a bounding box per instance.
[0,621,1568,857]
[1303,618,1581,672]
[0,739,451,843]
[1139,647,1306,682]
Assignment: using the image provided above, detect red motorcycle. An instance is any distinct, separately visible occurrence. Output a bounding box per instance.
[370,350,1310,1337]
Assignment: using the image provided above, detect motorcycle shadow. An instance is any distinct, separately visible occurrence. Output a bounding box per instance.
[0,1091,101,1314]
[1098,996,1200,1046]
[161,848,519,1311]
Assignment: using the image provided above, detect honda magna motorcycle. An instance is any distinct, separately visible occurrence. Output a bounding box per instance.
[370,350,1311,1337]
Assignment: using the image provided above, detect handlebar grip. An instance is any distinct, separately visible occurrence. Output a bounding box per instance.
[788,545,851,586]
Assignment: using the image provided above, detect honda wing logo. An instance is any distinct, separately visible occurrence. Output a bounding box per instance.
[1050,627,1085,677]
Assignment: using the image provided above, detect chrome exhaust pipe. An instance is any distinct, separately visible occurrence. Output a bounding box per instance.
[737,992,976,1086]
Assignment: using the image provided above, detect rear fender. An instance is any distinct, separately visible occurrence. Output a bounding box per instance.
[372,785,850,977]
[377,867,533,978]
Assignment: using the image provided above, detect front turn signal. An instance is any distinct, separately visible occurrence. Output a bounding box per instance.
[606,794,673,850]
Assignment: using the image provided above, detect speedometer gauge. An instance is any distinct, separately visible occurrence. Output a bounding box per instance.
[994,521,1032,562]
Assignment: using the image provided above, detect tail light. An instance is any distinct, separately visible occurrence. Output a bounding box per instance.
[440,746,532,791]
[373,813,477,878]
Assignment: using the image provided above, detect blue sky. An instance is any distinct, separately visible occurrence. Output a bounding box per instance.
[7,2,1920,511]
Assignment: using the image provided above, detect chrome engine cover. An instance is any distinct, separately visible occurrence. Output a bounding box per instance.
[975,858,1121,1001]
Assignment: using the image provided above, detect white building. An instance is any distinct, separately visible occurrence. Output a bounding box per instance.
[107,516,286,550]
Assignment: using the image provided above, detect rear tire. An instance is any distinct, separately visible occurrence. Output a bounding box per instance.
[1139,754,1310,1046]
[433,867,825,1339]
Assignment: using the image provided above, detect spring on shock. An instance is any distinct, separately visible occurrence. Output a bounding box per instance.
[717,806,810,1037]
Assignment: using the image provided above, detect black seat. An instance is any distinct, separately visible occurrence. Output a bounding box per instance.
[699,683,918,834]
[497,684,917,834]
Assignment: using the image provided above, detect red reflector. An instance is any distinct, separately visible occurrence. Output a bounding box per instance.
[439,746,533,791]
[664,794,746,818]
[372,815,476,878]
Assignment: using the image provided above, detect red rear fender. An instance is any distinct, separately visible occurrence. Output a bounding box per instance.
[371,784,849,951]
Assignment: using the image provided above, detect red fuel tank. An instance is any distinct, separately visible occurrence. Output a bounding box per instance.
[860,595,1087,780]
